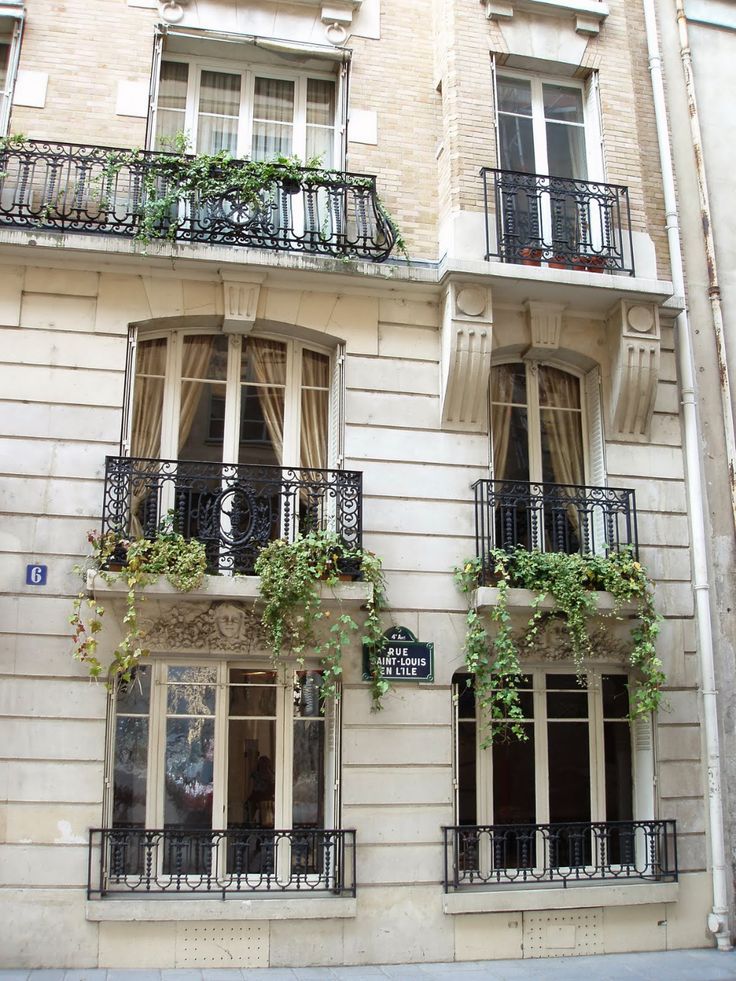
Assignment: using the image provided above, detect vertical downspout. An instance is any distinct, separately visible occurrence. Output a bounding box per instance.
[674,0,736,534]
[642,0,732,950]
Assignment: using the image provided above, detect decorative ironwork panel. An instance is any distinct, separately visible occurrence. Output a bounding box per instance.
[442,820,677,890]
[88,827,356,898]
[473,479,638,575]
[481,167,635,275]
[102,456,362,574]
[0,140,398,261]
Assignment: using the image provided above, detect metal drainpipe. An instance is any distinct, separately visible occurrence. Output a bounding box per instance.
[642,0,732,950]
[674,0,736,535]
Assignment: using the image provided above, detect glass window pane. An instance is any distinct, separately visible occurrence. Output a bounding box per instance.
[492,724,536,824]
[539,407,585,486]
[164,717,215,827]
[252,77,294,161]
[113,716,148,828]
[603,675,630,719]
[498,77,532,116]
[491,363,527,407]
[166,665,217,715]
[307,79,336,127]
[197,70,241,155]
[604,721,633,822]
[0,42,11,92]
[242,338,287,385]
[546,121,588,181]
[227,719,276,829]
[538,366,581,409]
[547,720,591,823]
[499,114,536,174]
[156,62,189,150]
[496,406,530,481]
[229,669,278,716]
[300,389,328,469]
[543,84,584,125]
[293,718,325,827]
[547,674,588,719]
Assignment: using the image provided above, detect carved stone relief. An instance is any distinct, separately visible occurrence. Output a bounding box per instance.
[517,614,631,664]
[140,601,267,656]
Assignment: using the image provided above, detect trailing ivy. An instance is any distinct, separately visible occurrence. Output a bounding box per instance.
[254,530,389,708]
[453,546,664,743]
[70,519,207,685]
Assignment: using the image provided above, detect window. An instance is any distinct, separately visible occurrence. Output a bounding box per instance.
[489,360,605,552]
[129,332,332,470]
[454,670,634,864]
[0,16,21,136]
[493,69,611,262]
[153,56,338,166]
[109,660,339,880]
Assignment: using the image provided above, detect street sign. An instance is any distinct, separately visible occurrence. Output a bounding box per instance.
[363,625,434,682]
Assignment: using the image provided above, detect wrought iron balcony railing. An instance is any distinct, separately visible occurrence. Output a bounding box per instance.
[0,139,398,260]
[102,456,362,575]
[481,167,634,275]
[88,827,356,898]
[443,821,677,890]
[473,479,638,570]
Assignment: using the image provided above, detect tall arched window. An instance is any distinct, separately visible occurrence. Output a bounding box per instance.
[488,360,605,553]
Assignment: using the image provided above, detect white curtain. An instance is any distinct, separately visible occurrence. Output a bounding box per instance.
[197,70,240,155]
[251,77,294,162]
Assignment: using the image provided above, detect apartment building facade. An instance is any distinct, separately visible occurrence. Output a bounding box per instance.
[0,0,727,968]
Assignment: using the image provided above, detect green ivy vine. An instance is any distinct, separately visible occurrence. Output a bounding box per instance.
[453,546,664,744]
[254,530,389,708]
[70,519,207,685]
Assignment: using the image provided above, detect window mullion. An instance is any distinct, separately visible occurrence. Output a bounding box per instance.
[212,663,228,833]
[526,361,543,485]
[590,672,606,823]
[243,71,256,158]
[284,342,302,469]
[222,335,242,466]
[150,661,167,830]
[185,60,199,149]
[295,75,308,162]
[161,332,181,461]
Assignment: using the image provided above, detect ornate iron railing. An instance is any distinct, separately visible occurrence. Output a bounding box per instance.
[443,821,677,890]
[481,167,634,275]
[102,456,362,575]
[473,479,638,568]
[0,139,398,260]
[88,827,356,898]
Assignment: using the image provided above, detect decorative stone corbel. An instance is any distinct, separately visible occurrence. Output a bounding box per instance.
[483,0,608,36]
[440,282,493,431]
[607,301,661,440]
[159,0,189,24]
[321,0,362,44]
[221,278,262,335]
[524,301,566,355]
[484,1,514,19]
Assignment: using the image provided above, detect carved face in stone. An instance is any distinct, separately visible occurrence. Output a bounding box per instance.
[213,602,245,640]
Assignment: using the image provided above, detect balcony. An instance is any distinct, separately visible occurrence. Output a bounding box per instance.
[0,139,398,261]
[481,167,634,275]
[102,456,362,576]
[88,827,356,898]
[443,821,677,891]
[473,479,638,576]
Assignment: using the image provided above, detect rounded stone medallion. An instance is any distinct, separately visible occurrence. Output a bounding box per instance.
[456,287,487,318]
[627,304,655,333]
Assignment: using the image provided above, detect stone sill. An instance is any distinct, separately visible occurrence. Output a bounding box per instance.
[87,896,356,921]
[473,586,639,616]
[443,880,677,914]
[86,570,373,607]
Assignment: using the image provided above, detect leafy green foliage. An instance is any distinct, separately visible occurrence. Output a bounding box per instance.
[70,518,207,685]
[255,530,389,708]
[453,546,663,743]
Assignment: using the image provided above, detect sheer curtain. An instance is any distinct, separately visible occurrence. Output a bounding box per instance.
[251,338,285,464]
[251,77,295,162]
[300,351,329,470]
[130,340,166,536]
[539,367,585,488]
[490,365,517,480]
[197,70,240,155]
[179,336,216,453]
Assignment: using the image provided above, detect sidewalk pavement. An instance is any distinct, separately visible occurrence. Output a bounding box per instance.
[3,950,736,981]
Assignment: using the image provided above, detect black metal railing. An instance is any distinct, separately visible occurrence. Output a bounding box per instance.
[88,827,356,898]
[0,139,398,260]
[102,456,362,575]
[473,479,638,567]
[481,167,634,275]
[443,821,677,890]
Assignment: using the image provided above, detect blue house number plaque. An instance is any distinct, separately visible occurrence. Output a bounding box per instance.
[26,564,48,586]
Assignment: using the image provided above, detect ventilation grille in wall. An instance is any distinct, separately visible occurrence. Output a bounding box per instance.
[524,910,604,958]
[176,923,268,968]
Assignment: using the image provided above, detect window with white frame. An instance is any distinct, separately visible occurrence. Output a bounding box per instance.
[129,331,333,469]
[153,55,339,166]
[453,669,633,844]
[110,662,338,844]
[489,360,605,551]
[0,15,22,136]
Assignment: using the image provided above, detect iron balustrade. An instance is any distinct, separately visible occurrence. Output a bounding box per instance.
[473,479,638,571]
[443,821,677,890]
[88,827,356,898]
[481,167,635,275]
[0,139,398,261]
[102,456,362,575]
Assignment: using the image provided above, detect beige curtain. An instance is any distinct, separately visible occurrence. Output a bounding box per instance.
[490,365,516,480]
[251,338,285,464]
[178,336,215,455]
[130,341,166,536]
[300,351,329,471]
[539,367,585,539]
